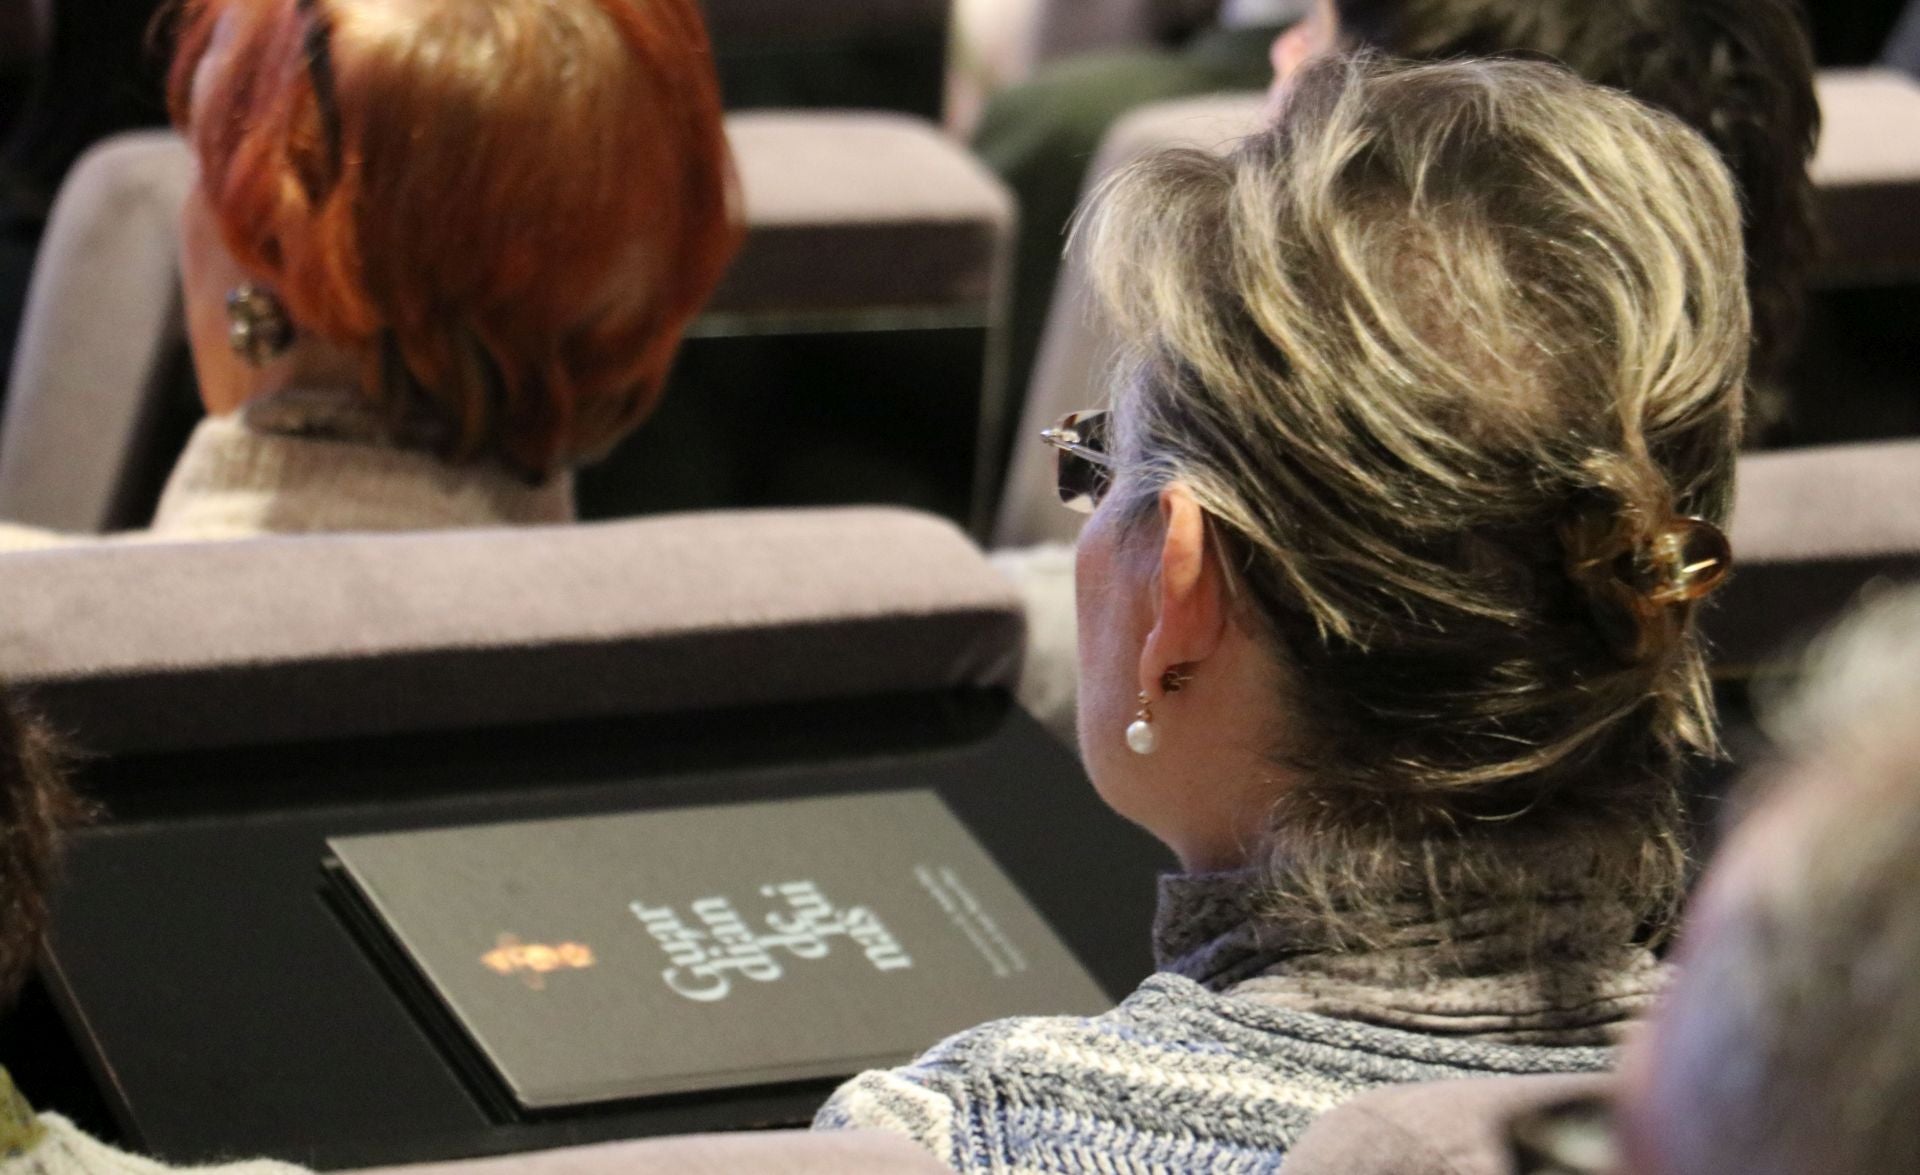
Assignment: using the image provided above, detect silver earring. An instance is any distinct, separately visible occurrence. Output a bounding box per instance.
[227,282,295,366]
[1125,690,1158,755]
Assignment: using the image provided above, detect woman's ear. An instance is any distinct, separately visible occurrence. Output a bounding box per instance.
[1138,483,1227,696]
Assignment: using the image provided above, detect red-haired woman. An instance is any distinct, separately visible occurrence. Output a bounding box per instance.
[141,0,738,537]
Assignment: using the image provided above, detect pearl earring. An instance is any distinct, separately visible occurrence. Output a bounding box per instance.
[1125,691,1158,755]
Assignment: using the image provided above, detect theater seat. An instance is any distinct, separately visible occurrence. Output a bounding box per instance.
[1025,0,1220,67]
[0,115,1013,534]
[994,69,1920,548]
[709,113,1012,325]
[1807,68,1920,286]
[1280,1074,1615,1175]
[349,1130,952,1175]
[0,506,1023,754]
[1707,440,1920,672]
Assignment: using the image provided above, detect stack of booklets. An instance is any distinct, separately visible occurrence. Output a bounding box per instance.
[327,789,1109,1112]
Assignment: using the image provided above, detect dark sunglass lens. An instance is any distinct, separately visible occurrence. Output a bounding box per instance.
[1056,452,1111,512]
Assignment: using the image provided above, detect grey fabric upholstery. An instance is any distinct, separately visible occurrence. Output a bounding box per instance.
[1808,68,1920,286]
[0,507,1024,754]
[713,112,1014,320]
[0,131,193,534]
[350,1131,952,1175]
[995,71,1920,547]
[1707,440,1920,671]
[1888,0,1920,79]
[1281,1075,1614,1175]
[1030,0,1220,63]
[0,115,1013,532]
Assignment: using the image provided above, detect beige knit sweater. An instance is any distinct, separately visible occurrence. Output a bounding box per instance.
[147,413,573,538]
[0,1070,302,1175]
[0,389,573,547]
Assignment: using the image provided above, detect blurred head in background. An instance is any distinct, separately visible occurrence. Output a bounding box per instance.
[1271,0,1818,385]
[170,0,741,480]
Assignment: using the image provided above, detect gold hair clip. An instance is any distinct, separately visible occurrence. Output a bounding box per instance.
[1562,507,1732,665]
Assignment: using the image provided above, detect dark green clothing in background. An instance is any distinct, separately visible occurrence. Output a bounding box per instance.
[972,23,1284,445]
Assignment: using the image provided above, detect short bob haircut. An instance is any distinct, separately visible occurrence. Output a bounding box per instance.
[169,0,741,478]
[1334,0,1819,382]
[1085,55,1748,945]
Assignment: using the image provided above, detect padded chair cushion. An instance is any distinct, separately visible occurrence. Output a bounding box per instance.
[0,507,1024,753]
[1029,0,1221,64]
[349,1131,952,1175]
[1281,1075,1614,1175]
[1809,69,1920,286]
[1708,440,1920,670]
[0,130,193,535]
[713,112,1013,319]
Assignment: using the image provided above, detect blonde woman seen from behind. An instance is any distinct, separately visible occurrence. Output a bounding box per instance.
[817,54,1747,1173]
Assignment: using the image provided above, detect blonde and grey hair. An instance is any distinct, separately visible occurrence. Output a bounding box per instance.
[1083,55,1749,944]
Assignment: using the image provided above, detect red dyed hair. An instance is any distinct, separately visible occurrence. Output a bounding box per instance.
[169,0,740,477]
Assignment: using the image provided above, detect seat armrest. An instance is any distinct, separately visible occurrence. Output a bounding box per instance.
[0,508,1024,753]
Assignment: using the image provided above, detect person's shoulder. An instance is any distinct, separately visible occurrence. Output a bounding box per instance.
[813,978,1199,1161]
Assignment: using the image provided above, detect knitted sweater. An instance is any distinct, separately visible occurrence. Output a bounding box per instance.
[148,388,573,538]
[0,1071,301,1175]
[815,871,1662,1173]
[0,386,572,549]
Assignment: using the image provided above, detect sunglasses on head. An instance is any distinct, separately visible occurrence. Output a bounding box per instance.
[1040,410,1113,514]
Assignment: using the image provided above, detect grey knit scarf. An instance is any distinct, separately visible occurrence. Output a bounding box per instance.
[1152,869,1668,1046]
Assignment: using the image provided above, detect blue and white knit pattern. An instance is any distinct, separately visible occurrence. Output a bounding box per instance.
[813,972,1614,1173]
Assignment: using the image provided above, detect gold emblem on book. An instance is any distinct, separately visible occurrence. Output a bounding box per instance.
[481,934,596,989]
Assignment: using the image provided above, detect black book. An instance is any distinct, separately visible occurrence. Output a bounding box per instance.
[325,790,1109,1111]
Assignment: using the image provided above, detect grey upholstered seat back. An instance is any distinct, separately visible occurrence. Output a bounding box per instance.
[1706,440,1920,671]
[0,131,193,534]
[0,507,1024,753]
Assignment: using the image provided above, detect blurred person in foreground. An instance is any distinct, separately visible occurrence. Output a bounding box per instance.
[1611,585,1920,1175]
[3,0,737,546]
[818,53,1749,1171]
[1281,585,1920,1175]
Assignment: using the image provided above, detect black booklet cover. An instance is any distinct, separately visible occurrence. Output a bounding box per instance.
[325,790,1109,1111]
